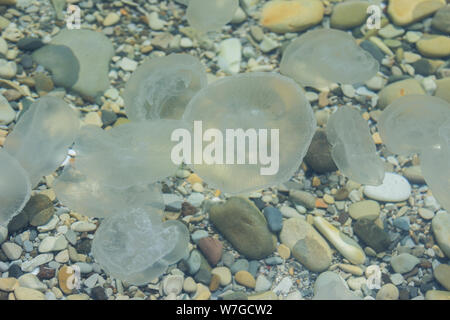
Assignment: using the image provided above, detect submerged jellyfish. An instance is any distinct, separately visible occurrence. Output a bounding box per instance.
[92,208,189,285]
[182,72,316,194]
[420,120,450,211]
[3,96,79,187]
[326,105,385,185]
[280,29,379,89]
[187,0,239,33]
[53,165,165,218]
[123,54,207,121]
[0,150,31,226]
[378,95,450,156]
[72,120,191,188]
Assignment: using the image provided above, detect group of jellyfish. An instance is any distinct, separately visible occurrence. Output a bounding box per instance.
[0,0,449,285]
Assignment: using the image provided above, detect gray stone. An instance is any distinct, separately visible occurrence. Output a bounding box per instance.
[0,94,15,125]
[230,259,249,274]
[432,212,450,258]
[209,197,276,260]
[304,129,337,174]
[313,271,361,300]
[391,253,420,274]
[432,5,450,34]
[1,242,22,260]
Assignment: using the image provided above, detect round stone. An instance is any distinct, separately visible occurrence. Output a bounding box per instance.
[363,173,411,202]
[211,266,232,286]
[234,270,256,288]
[348,200,380,221]
[391,253,420,274]
[376,284,399,300]
[432,212,450,258]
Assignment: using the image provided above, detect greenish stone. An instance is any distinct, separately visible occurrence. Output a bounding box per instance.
[222,291,248,300]
[25,194,54,227]
[354,219,390,253]
[209,197,276,260]
[384,39,402,48]
[330,1,370,29]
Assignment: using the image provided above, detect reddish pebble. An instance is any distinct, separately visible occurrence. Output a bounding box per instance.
[197,237,223,266]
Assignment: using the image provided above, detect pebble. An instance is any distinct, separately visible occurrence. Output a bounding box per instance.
[347,277,366,291]
[14,287,45,300]
[147,12,166,30]
[265,257,283,265]
[432,5,450,34]
[211,267,232,286]
[262,207,283,233]
[273,277,293,295]
[280,218,332,272]
[38,235,68,253]
[259,36,280,53]
[354,219,391,253]
[304,129,337,174]
[279,206,303,219]
[425,290,450,300]
[348,200,380,221]
[417,35,450,58]
[103,12,120,27]
[338,264,363,276]
[91,287,107,300]
[376,283,399,300]
[255,274,271,292]
[313,271,361,300]
[70,221,97,232]
[403,166,426,184]
[183,277,197,293]
[314,216,366,265]
[0,94,14,124]
[364,173,411,202]
[277,244,290,259]
[432,212,450,258]
[58,265,76,294]
[377,79,425,109]
[393,216,410,231]
[209,197,275,260]
[186,193,204,207]
[390,273,404,286]
[248,261,260,277]
[21,254,53,272]
[230,259,249,274]
[197,237,223,266]
[18,273,47,291]
[191,230,208,244]
[118,57,138,72]
[0,37,7,56]
[289,190,316,210]
[434,264,450,290]
[17,37,44,51]
[330,1,369,29]
[0,59,16,79]
[379,24,405,39]
[387,0,445,26]
[234,270,256,288]
[0,278,18,292]
[260,0,324,33]
[231,6,247,24]
[218,38,241,75]
[186,249,201,275]
[1,242,22,260]
[391,253,420,274]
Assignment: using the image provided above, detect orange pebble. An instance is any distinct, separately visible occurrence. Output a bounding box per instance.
[315,198,328,209]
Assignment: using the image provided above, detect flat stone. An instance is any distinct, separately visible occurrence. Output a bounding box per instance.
[211,267,232,286]
[21,253,53,272]
[260,0,324,33]
[364,173,411,202]
[330,1,369,29]
[17,37,44,51]
[38,235,68,253]
[378,24,405,39]
[348,200,380,221]
[387,0,445,26]
[418,208,435,220]
[118,57,138,72]
[230,259,249,274]
[14,287,45,300]
[0,94,15,125]
[23,194,54,227]
[70,221,97,232]
[377,79,425,109]
[1,242,22,260]
[435,78,450,103]
[391,253,420,274]
[234,270,256,288]
[432,212,450,258]
[0,278,18,292]
[289,190,316,210]
[255,274,271,292]
[183,277,197,293]
[425,290,450,300]
[376,283,399,300]
[197,237,223,266]
[314,216,366,265]
[434,264,450,290]
[18,273,47,292]
[403,166,426,184]
[304,129,337,174]
[103,12,120,26]
[280,218,332,272]
[163,275,183,296]
[209,197,276,260]
[262,207,283,233]
[279,206,303,219]
[417,35,450,58]
[218,38,241,75]
[313,271,361,300]
[432,5,450,33]
[354,219,391,253]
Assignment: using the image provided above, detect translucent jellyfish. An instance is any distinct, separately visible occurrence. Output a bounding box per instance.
[0,150,31,226]
[280,29,379,89]
[72,120,191,188]
[326,105,385,185]
[92,208,189,285]
[378,95,450,156]
[53,165,165,218]
[182,72,316,194]
[123,54,207,121]
[3,96,79,187]
[186,0,239,32]
[420,120,450,211]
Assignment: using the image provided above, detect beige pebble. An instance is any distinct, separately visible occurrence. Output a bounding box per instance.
[235,270,256,288]
[277,244,291,259]
[211,266,232,286]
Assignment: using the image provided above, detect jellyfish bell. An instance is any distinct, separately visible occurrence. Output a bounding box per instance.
[186,0,239,33]
[182,72,316,194]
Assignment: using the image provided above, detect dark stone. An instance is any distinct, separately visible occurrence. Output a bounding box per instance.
[100,110,117,126]
[91,286,108,300]
[34,73,54,95]
[76,239,92,255]
[20,54,34,69]
[25,194,54,227]
[304,129,337,174]
[354,219,391,253]
[411,59,433,76]
[7,211,29,233]
[17,37,44,51]
[360,40,385,63]
[32,44,80,89]
[181,201,198,216]
[194,268,212,285]
[432,5,450,34]
[37,265,56,280]
[249,198,266,211]
[0,292,8,300]
[387,75,411,84]
[399,288,410,300]
[338,211,350,225]
[262,207,283,233]
[8,263,23,278]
